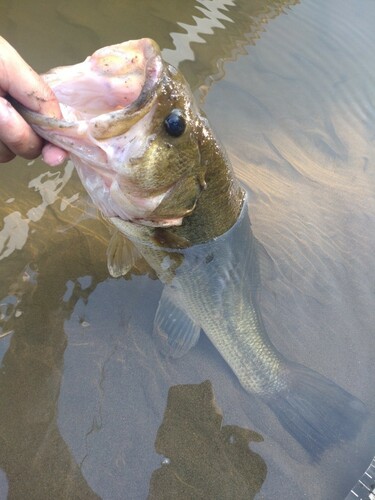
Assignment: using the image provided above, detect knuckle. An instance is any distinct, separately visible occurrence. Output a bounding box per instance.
[7,125,41,158]
[0,100,42,158]
[7,127,28,148]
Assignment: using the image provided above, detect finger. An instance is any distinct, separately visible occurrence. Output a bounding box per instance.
[0,140,15,163]
[0,96,44,159]
[0,36,62,118]
[42,143,69,166]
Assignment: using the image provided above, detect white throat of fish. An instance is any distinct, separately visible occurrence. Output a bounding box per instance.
[63,101,183,225]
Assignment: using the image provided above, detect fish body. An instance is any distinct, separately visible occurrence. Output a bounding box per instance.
[112,194,287,395]
[17,39,367,457]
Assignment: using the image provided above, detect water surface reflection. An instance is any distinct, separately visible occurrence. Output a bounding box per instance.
[0,195,108,498]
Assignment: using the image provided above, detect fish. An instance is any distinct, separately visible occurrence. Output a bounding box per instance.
[14,38,367,458]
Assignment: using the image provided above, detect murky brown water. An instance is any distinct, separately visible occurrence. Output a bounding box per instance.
[1,1,375,498]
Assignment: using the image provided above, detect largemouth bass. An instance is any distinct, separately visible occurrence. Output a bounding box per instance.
[15,39,367,458]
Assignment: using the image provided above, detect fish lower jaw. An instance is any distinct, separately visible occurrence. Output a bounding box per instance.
[106,189,185,226]
[135,217,184,227]
[109,214,184,231]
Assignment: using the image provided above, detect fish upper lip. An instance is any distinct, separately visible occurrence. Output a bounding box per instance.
[15,38,164,143]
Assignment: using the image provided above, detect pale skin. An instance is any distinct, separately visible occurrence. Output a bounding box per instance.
[0,36,67,165]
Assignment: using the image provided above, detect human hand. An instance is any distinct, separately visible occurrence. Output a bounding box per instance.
[0,36,68,165]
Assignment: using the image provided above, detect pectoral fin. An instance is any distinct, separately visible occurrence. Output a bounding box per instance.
[153,286,201,358]
[107,230,156,278]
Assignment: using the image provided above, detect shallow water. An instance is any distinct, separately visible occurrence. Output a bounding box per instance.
[1,1,375,498]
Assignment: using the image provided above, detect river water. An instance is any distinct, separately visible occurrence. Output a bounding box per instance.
[0,1,374,498]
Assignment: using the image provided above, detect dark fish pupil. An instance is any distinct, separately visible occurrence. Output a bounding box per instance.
[164,110,186,137]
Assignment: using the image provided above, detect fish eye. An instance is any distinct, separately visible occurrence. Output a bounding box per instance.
[164,109,186,137]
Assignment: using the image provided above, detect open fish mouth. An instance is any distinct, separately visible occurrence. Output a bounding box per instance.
[15,39,191,225]
[16,39,164,155]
